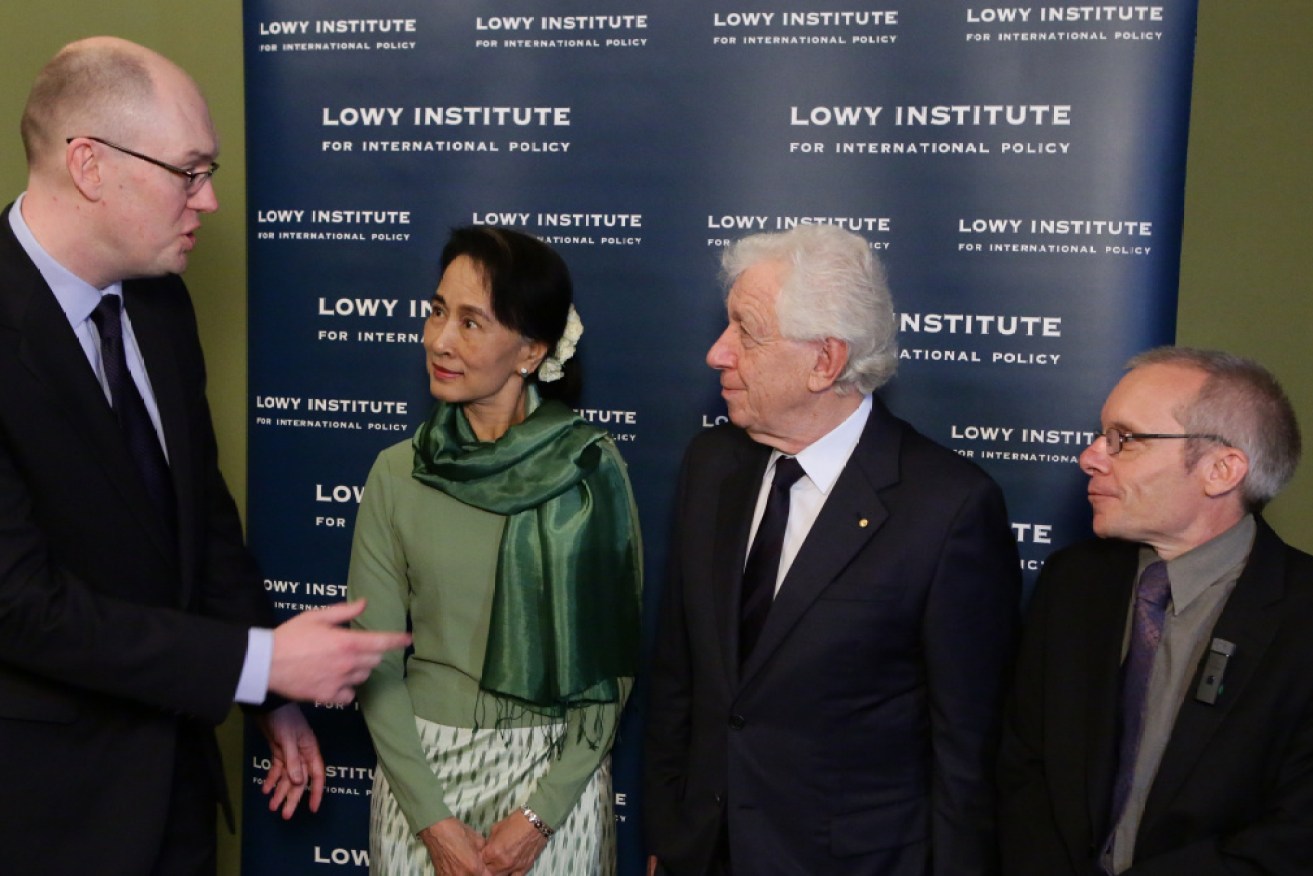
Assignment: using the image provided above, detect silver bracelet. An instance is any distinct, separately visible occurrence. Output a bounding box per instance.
[521,806,554,838]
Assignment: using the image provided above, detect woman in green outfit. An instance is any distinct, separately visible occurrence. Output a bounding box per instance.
[349,226,642,876]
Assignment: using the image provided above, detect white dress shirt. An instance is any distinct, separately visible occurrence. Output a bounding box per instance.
[747,394,872,595]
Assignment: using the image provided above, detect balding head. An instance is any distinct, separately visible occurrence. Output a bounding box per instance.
[18,37,220,288]
[20,37,198,174]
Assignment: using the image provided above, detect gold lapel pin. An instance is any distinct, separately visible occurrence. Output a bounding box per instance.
[858,518,869,528]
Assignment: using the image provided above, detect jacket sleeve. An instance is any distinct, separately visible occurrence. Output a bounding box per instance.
[921,474,1020,876]
[643,441,699,862]
[996,555,1089,876]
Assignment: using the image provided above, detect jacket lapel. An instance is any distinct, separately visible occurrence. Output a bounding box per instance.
[12,274,175,562]
[1,207,179,596]
[0,213,120,461]
[1079,544,1139,844]
[1138,520,1286,832]
[713,444,770,687]
[739,402,896,687]
[17,287,123,453]
[125,281,192,602]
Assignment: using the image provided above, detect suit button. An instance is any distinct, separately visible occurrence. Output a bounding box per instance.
[713,794,724,805]
[728,715,745,730]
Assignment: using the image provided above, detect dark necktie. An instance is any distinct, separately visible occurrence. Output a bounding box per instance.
[1106,560,1172,852]
[91,295,176,523]
[739,456,805,666]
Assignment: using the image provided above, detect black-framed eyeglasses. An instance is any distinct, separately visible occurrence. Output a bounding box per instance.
[66,136,218,195]
[1100,428,1232,456]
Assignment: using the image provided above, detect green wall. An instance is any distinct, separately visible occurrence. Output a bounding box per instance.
[1178,2,1313,552]
[0,2,1308,872]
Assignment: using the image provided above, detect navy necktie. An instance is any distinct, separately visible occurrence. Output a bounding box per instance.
[1106,560,1171,852]
[739,456,805,666]
[91,295,176,524]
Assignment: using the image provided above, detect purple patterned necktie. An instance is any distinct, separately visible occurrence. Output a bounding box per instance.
[739,456,804,667]
[1106,560,1171,852]
[91,295,176,525]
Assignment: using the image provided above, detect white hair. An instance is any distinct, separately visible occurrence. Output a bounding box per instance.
[721,224,898,394]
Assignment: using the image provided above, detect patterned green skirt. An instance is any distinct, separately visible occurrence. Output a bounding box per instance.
[370,717,616,875]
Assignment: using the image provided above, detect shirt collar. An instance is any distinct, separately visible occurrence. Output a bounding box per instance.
[8,192,120,324]
[1139,514,1256,615]
[769,394,872,494]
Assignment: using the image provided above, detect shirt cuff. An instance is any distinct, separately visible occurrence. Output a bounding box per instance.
[234,627,274,704]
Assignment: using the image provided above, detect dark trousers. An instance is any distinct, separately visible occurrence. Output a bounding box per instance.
[150,726,219,876]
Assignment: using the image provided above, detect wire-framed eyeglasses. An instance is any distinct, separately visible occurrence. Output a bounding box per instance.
[1101,428,1232,456]
[67,136,218,194]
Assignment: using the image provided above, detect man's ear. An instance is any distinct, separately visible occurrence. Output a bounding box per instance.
[1201,446,1250,499]
[806,337,849,392]
[65,139,105,201]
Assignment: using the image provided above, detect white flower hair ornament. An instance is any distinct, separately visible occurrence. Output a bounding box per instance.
[536,305,583,383]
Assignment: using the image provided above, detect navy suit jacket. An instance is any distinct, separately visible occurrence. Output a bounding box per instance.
[645,399,1020,876]
[0,204,274,874]
[998,519,1313,875]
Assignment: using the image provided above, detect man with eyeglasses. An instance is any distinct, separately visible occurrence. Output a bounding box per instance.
[998,346,1313,875]
[0,37,410,875]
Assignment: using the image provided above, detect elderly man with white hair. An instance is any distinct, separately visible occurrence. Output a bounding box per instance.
[645,224,1021,876]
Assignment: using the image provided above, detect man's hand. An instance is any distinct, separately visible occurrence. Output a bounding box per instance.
[482,810,549,876]
[420,818,492,876]
[256,703,325,819]
[268,600,410,704]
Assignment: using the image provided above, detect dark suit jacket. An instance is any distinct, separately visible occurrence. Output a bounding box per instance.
[0,204,274,874]
[998,519,1313,875]
[645,399,1021,876]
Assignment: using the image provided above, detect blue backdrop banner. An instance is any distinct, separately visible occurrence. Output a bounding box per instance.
[240,2,1198,872]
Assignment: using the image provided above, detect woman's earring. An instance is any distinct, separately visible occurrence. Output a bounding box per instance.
[520,367,529,376]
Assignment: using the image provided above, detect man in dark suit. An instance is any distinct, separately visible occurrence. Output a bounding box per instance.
[0,37,410,874]
[644,225,1021,875]
[998,347,1313,874]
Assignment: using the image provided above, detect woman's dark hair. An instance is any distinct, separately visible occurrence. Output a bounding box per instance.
[439,226,580,399]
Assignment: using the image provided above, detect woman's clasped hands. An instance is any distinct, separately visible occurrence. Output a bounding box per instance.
[420,813,548,876]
